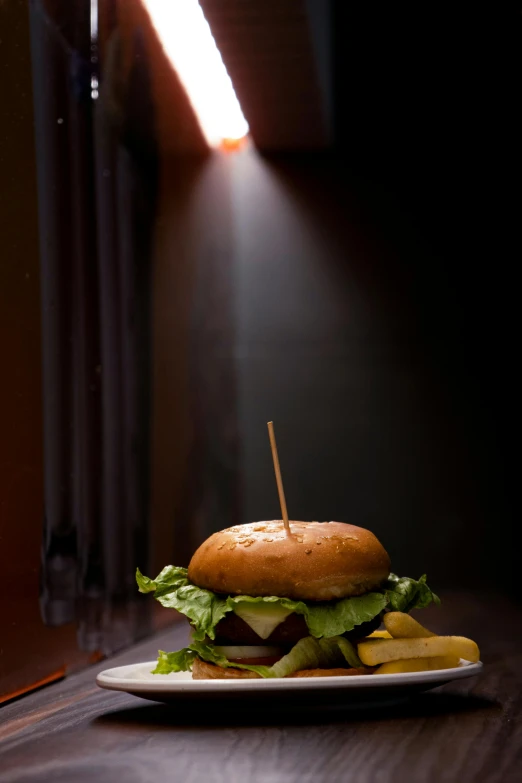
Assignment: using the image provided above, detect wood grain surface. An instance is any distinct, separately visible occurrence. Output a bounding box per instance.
[1,592,521,783]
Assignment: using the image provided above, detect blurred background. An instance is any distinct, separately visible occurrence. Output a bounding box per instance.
[0,0,519,702]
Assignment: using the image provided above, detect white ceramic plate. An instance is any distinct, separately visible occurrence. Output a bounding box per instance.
[96,660,482,708]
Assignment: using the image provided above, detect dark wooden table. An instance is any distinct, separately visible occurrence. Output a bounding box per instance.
[1,592,521,783]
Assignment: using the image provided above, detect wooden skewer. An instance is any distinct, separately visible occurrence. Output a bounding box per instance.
[267,421,290,534]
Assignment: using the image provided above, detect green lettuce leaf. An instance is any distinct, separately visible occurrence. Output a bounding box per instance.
[136,569,158,593]
[222,593,387,639]
[153,635,362,678]
[384,573,440,613]
[305,593,388,637]
[270,635,362,677]
[137,567,439,642]
[136,566,228,640]
[153,647,198,674]
[154,641,272,677]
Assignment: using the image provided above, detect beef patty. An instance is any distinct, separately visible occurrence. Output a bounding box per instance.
[213,612,382,647]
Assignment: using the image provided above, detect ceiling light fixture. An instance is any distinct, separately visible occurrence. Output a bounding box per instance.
[141,0,249,148]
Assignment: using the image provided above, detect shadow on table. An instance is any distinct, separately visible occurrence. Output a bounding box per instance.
[94,691,500,729]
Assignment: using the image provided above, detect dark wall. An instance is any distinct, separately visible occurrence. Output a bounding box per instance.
[232,151,479,589]
[330,3,519,589]
[232,4,519,590]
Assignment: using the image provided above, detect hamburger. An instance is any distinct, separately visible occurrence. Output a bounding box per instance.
[137,520,439,678]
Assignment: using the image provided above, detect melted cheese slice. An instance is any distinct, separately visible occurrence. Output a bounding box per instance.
[233,603,294,639]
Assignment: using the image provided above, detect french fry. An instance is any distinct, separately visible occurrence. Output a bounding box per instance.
[357,636,480,666]
[367,630,392,639]
[374,655,460,674]
[383,612,436,638]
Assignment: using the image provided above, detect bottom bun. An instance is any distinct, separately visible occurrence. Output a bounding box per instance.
[192,659,261,679]
[192,658,372,680]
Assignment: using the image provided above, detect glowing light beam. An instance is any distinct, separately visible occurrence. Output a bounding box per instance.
[141,0,249,147]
